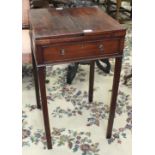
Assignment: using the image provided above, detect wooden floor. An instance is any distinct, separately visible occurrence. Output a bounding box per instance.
[22,30,32,64]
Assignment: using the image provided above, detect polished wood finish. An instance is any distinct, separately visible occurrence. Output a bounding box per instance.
[38,67,52,149]
[43,39,120,64]
[30,6,126,149]
[106,57,122,138]
[89,61,95,102]
[123,69,132,85]
[31,37,41,109]
[30,7,125,40]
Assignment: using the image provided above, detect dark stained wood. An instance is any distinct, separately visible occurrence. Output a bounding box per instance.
[42,39,120,64]
[106,57,122,138]
[31,44,41,109]
[34,31,125,47]
[38,67,52,149]
[30,6,125,40]
[32,53,41,109]
[89,61,95,102]
[29,7,126,149]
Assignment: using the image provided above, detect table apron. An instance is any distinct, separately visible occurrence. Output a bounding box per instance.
[34,38,124,66]
[36,54,123,68]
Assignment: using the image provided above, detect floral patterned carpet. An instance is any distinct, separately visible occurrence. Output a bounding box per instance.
[22,22,132,155]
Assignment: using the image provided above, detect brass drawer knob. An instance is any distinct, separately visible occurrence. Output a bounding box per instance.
[60,49,65,55]
[99,44,104,52]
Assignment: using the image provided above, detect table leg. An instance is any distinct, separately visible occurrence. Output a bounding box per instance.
[116,0,121,20]
[32,52,41,109]
[38,67,52,149]
[106,0,111,14]
[106,57,122,138]
[89,61,95,103]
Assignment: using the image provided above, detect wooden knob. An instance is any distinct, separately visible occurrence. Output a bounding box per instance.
[60,49,65,55]
[99,44,104,52]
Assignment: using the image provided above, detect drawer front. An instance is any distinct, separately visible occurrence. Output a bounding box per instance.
[43,39,120,63]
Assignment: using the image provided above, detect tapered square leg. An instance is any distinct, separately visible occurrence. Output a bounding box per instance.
[32,53,41,109]
[38,67,52,149]
[106,57,122,138]
[106,0,111,14]
[30,29,41,109]
[89,61,95,103]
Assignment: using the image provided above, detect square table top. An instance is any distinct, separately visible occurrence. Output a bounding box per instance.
[30,6,125,40]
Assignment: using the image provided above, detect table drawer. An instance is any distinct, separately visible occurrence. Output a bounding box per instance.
[43,39,120,63]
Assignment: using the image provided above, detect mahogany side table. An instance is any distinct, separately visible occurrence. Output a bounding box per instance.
[29,6,126,149]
